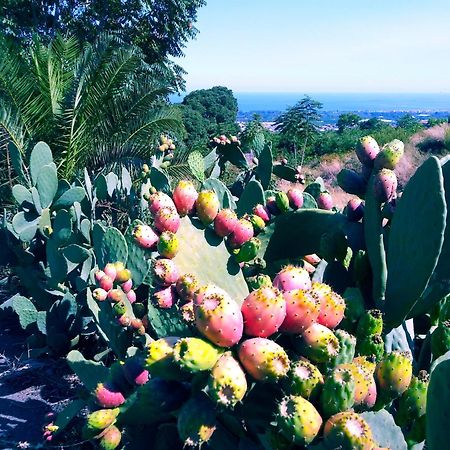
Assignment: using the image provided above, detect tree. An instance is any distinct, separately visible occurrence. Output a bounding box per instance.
[337,113,361,133]
[397,114,423,132]
[274,96,323,167]
[0,0,206,89]
[0,33,183,179]
[359,117,386,131]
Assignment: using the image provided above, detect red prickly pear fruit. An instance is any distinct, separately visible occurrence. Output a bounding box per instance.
[153,285,177,308]
[266,196,281,215]
[133,224,159,249]
[228,218,254,249]
[99,425,122,450]
[103,263,117,281]
[95,270,106,282]
[301,323,340,363]
[108,289,124,303]
[126,289,136,304]
[152,258,180,286]
[317,291,346,329]
[157,231,179,258]
[130,318,145,335]
[115,268,131,283]
[241,287,286,337]
[154,206,180,233]
[324,411,375,450]
[287,188,304,209]
[356,135,380,167]
[273,265,312,292]
[181,301,195,322]
[176,273,199,302]
[117,315,131,327]
[94,383,125,408]
[346,198,365,222]
[195,190,220,225]
[362,375,377,409]
[317,191,333,210]
[123,358,149,386]
[238,337,290,382]
[276,395,322,445]
[253,204,271,222]
[280,289,320,334]
[286,359,324,400]
[194,285,244,347]
[208,352,247,407]
[85,408,120,435]
[148,191,175,215]
[375,351,413,399]
[374,139,404,170]
[173,180,198,216]
[214,208,239,237]
[373,169,397,203]
[98,275,113,292]
[93,288,108,301]
[121,279,133,294]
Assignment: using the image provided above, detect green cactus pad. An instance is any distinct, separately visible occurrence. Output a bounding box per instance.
[66,350,109,390]
[150,167,171,194]
[188,150,205,182]
[125,220,151,287]
[99,227,128,267]
[12,184,32,205]
[146,302,193,338]
[36,164,58,208]
[237,180,265,216]
[11,294,38,330]
[52,187,86,209]
[30,141,53,185]
[302,192,318,208]
[255,144,273,189]
[272,164,297,182]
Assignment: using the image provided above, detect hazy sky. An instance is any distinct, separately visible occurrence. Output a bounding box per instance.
[176,0,450,93]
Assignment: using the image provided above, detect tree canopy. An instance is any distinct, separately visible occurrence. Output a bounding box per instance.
[337,112,361,132]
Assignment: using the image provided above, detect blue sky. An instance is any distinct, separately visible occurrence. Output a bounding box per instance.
[176,0,450,93]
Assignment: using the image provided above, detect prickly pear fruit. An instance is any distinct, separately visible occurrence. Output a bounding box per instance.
[353,356,377,375]
[113,301,127,317]
[194,285,244,347]
[253,203,271,222]
[276,395,322,445]
[357,334,385,362]
[317,291,346,329]
[324,411,375,450]
[337,363,371,405]
[235,237,261,263]
[241,287,286,337]
[396,371,428,426]
[228,218,254,249]
[94,383,125,408]
[145,337,185,380]
[157,231,179,258]
[181,301,195,322]
[126,289,136,304]
[317,191,333,210]
[332,330,357,366]
[99,425,121,450]
[374,139,404,170]
[238,337,290,382]
[115,268,131,283]
[108,288,123,303]
[173,337,221,373]
[300,323,340,363]
[373,168,397,203]
[123,358,149,385]
[98,275,113,292]
[246,274,272,290]
[152,258,179,286]
[280,289,320,334]
[177,395,217,447]
[213,208,238,237]
[85,408,120,436]
[356,135,380,167]
[173,180,198,216]
[93,288,108,301]
[130,317,145,335]
[273,265,311,292]
[362,375,378,410]
[287,188,304,209]
[175,273,199,302]
[117,314,131,327]
[153,285,176,308]
[266,195,281,215]
[357,309,383,338]
[337,169,367,196]
[249,214,266,233]
[375,351,413,401]
[148,191,175,215]
[275,191,290,213]
[208,352,247,407]
[121,279,133,294]
[104,263,117,281]
[346,198,365,222]
[286,359,323,400]
[195,190,219,225]
[321,367,355,417]
[154,206,180,233]
[431,320,450,358]
[133,223,159,249]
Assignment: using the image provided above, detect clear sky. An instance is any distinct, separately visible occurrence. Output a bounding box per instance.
[176,0,450,93]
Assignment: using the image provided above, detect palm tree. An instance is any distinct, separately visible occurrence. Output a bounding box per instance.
[0,33,183,180]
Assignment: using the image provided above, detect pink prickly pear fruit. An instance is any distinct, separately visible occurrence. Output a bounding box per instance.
[152,258,180,286]
[98,275,113,292]
[124,358,149,386]
[108,289,124,303]
[228,218,254,249]
[115,268,131,283]
[238,337,290,381]
[148,191,175,215]
[362,376,377,409]
[287,188,304,210]
[130,318,146,335]
[253,203,271,222]
[214,208,239,237]
[173,180,198,216]
[126,289,136,304]
[280,289,320,334]
[273,265,311,292]
[346,198,365,222]
[103,263,117,281]
[317,291,346,329]
[195,190,220,225]
[194,284,244,347]
[121,279,133,294]
[154,206,180,233]
[117,315,131,327]
[241,287,286,337]
[94,383,125,408]
[374,139,404,170]
[99,425,122,450]
[133,224,159,249]
[95,270,106,282]
[301,323,340,363]
[317,191,333,210]
[373,169,397,203]
[310,281,332,305]
[157,231,179,258]
[93,288,108,301]
[304,254,321,265]
[176,273,199,302]
[153,285,177,308]
[181,301,195,322]
[356,135,380,167]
